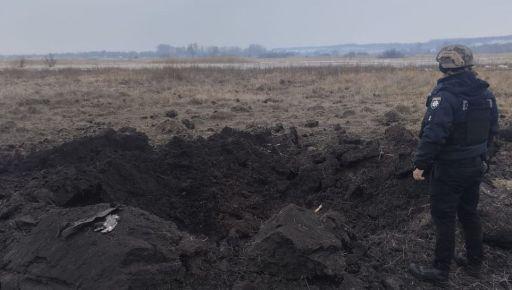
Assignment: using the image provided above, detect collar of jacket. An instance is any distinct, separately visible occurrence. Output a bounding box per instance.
[437,70,475,85]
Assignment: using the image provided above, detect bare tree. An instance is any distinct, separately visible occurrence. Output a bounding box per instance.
[43,54,57,68]
[186,43,199,57]
[245,44,267,57]
[156,44,172,57]
[378,49,405,59]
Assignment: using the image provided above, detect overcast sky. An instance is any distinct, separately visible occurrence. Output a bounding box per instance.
[1,0,511,54]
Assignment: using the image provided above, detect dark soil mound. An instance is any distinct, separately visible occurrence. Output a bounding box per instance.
[5,127,296,239]
[248,204,351,282]
[1,126,510,289]
[2,204,194,289]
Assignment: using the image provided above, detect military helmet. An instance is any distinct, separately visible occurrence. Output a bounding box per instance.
[436,45,474,69]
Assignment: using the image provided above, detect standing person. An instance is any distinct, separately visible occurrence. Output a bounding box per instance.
[409,45,499,284]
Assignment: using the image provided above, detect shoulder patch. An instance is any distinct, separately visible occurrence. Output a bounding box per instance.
[430,96,442,110]
[462,100,469,111]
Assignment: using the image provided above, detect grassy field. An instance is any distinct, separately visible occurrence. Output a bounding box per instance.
[0,64,511,153]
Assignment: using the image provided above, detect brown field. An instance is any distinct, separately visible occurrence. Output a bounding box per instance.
[1,65,511,152]
[1,63,512,289]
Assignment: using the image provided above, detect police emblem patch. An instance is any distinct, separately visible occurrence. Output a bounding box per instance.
[430,96,442,109]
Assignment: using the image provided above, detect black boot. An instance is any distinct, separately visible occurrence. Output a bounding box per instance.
[409,263,449,284]
[454,255,482,278]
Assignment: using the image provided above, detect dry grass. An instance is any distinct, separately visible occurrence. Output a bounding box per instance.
[0,65,511,153]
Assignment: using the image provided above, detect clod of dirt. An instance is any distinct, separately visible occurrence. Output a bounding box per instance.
[279,79,292,86]
[341,274,365,289]
[484,230,512,249]
[307,87,333,99]
[210,110,235,120]
[394,104,412,115]
[288,127,300,146]
[305,120,319,128]
[382,277,404,289]
[271,122,284,133]
[262,97,281,104]
[384,125,417,177]
[336,141,380,166]
[382,109,402,125]
[308,105,326,112]
[155,119,187,134]
[361,106,376,113]
[340,109,356,118]
[188,97,205,105]
[499,126,512,142]
[384,125,415,143]
[0,121,17,133]
[248,204,351,281]
[333,124,346,133]
[181,118,195,130]
[312,152,327,164]
[231,105,252,113]
[255,84,272,92]
[339,134,363,145]
[165,110,178,118]
[11,215,38,231]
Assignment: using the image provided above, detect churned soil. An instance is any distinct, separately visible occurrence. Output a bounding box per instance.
[0,125,511,289]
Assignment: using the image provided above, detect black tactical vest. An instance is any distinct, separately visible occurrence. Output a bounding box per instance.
[446,95,493,147]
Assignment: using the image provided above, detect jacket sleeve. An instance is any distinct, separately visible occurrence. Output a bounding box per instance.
[418,95,433,138]
[488,91,499,148]
[414,93,454,170]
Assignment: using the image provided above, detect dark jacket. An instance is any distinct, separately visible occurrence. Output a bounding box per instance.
[414,71,499,170]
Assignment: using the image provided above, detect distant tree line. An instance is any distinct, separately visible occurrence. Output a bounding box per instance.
[344,51,370,58]
[3,39,512,61]
[0,44,292,61]
[156,43,264,57]
[378,49,406,59]
[472,43,512,54]
[154,43,293,58]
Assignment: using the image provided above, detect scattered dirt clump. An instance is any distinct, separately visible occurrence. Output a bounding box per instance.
[499,124,512,142]
[181,118,195,129]
[341,109,357,118]
[262,97,281,104]
[155,119,188,134]
[394,104,412,115]
[305,119,320,128]
[248,204,351,282]
[231,105,252,113]
[382,109,402,125]
[165,109,178,118]
[210,110,236,120]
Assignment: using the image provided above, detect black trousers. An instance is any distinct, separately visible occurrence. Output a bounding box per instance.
[430,157,484,271]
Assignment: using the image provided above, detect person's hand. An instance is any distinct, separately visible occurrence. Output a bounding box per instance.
[413,168,425,181]
[482,161,489,174]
